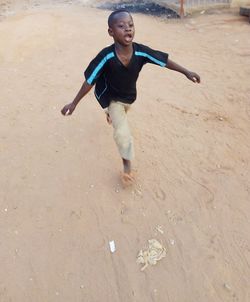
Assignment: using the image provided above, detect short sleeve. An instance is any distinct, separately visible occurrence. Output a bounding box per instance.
[135,44,168,67]
[84,49,115,85]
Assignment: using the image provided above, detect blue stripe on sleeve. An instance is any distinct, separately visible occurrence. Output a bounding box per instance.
[135,51,166,67]
[87,52,115,84]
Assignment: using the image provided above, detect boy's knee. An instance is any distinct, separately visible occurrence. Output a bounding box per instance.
[114,128,132,147]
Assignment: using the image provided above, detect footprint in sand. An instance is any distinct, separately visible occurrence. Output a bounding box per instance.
[165,210,184,225]
[154,187,166,201]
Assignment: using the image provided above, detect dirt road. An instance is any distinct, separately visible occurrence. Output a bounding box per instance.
[0,2,250,301]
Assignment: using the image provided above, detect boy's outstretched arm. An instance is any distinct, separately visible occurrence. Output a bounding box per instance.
[61,81,93,116]
[166,59,200,83]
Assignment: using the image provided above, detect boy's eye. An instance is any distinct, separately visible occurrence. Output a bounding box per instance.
[117,23,134,29]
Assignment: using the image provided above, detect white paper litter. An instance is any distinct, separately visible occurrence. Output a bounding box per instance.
[136,239,167,271]
[109,240,116,253]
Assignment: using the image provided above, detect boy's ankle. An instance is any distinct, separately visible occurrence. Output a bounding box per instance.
[122,158,131,174]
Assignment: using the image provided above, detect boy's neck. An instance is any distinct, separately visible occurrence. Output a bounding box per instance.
[114,42,133,54]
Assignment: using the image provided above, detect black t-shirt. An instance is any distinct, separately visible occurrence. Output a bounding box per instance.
[84,42,168,108]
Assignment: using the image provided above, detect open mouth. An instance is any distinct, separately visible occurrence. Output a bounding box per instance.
[124,33,133,42]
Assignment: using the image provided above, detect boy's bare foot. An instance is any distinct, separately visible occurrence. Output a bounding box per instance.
[106,112,112,125]
[121,158,135,187]
[121,172,135,187]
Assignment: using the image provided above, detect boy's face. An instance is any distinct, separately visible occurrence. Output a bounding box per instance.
[108,12,135,46]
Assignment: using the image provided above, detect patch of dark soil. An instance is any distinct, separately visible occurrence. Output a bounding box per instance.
[99,1,180,18]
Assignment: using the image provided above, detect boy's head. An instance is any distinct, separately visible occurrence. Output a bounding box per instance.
[108,9,135,46]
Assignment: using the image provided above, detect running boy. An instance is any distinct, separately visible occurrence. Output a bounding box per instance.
[61,9,200,185]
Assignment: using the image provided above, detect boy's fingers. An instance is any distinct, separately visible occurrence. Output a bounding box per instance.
[61,108,68,115]
[195,75,200,83]
[61,105,72,116]
[192,75,200,83]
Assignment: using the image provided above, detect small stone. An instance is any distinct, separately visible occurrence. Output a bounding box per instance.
[223,283,231,291]
[80,285,84,289]
[170,239,175,245]
[136,189,142,195]
[156,225,164,234]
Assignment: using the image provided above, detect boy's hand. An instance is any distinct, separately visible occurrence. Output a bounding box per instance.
[61,102,76,116]
[185,71,200,83]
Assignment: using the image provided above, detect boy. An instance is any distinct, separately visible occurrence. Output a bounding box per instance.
[61,9,200,185]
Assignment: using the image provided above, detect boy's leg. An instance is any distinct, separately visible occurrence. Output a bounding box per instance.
[108,101,135,183]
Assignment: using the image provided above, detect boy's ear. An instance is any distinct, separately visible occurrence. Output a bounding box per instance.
[108,27,113,37]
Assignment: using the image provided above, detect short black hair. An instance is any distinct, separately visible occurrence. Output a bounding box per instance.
[108,9,131,27]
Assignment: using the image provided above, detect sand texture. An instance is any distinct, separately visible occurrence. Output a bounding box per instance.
[0,1,250,301]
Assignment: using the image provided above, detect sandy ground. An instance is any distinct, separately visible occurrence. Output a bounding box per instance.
[0,1,250,301]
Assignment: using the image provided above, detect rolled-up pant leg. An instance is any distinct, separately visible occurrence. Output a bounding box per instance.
[108,101,134,160]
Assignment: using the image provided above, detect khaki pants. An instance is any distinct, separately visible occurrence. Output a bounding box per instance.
[107,101,134,160]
